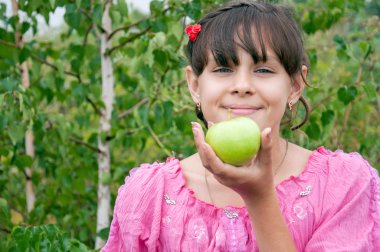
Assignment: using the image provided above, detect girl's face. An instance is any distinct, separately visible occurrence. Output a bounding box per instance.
[186,46,306,132]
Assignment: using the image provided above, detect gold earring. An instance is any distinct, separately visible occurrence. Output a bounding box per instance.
[196,102,201,112]
[288,101,293,111]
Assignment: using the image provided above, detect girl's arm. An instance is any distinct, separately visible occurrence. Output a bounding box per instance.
[243,188,297,252]
[192,122,297,251]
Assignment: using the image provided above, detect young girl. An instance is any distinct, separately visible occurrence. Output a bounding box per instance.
[102,1,380,251]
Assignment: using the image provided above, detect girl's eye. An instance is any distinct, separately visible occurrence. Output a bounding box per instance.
[255,68,274,74]
[214,67,232,73]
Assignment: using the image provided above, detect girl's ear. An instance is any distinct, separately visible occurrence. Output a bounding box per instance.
[289,65,308,103]
[186,65,201,104]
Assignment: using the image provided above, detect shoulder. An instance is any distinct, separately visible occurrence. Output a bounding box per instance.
[303,148,380,251]
[311,147,379,210]
[125,157,181,186]
[114,157,182,213]
[312,147,376,182]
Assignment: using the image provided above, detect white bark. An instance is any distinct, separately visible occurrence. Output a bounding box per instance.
[95,0,114,249]
[11,0,35,213]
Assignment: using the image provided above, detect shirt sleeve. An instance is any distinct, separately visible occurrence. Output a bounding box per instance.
[101,162,166,252]
[305,151,380,251]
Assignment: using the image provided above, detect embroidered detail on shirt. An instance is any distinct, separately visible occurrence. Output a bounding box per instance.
[299,185,312,196]
[293,202,308,220]
[164,194,176,205]
[192,224,206,240]
[223,209,238,219]
[162,215,171,225]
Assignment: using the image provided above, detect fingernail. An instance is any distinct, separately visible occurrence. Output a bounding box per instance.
[192,126,198,137]
[267,128,272,139]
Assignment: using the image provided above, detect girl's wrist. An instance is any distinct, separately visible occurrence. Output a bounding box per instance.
[240,182,277,206]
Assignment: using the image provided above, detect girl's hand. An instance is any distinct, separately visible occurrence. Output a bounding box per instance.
[191,121,274,201]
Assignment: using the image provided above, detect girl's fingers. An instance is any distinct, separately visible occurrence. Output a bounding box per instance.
[201,142,226,176]
[191,122,210,168]
[258,127,273,170]
[191,122,225,175]
[207,121,215,128]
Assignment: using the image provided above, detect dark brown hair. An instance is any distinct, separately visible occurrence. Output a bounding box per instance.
[186,0,310,130]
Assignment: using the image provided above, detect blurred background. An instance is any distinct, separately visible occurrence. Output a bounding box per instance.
[0,0,379,251]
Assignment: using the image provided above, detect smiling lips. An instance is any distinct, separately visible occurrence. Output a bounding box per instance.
[224,105,261,115]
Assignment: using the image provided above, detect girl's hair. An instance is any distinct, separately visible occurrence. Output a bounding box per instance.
[186,0,310,130]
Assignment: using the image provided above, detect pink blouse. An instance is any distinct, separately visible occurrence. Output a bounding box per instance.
[102,147,380,251]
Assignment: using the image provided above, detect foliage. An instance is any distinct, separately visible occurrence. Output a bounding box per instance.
[0,0,379,250]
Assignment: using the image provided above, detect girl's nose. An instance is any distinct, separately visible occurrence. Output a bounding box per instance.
[230,71,255,96]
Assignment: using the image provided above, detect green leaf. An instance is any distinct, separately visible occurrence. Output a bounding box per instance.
[363,82,377,100]
[0,115,8,131]
[96,227,110,240]
[321,110,334,126]
[163,101,173,127]
[0,3,6,20]
[153,49,168,72]
[0,146,9,156]
[49,0,56,9]
[333,34,350,60]
[150,1,164,15]
[14,154,33,170]
[20,22,31,34]
[0,78,18,92]
[8,124,24,145]
[117,0,128,16]
[93,4,103,27]
[338,86,358,105]
[359,41,372,60]
[151,17,168,32]
[139,106,149,125]
[0,198,11,228]
[306,122,321,140]
[19,47,30,64]
[64,4,82,30]
[139,64,154,82]
[183,0,202,20]
[8,16,18,31]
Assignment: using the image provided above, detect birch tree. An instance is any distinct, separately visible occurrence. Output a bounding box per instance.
[10,0,36,213]
[95,0,114,248]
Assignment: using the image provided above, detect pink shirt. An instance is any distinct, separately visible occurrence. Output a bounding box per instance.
[102,147,380,251]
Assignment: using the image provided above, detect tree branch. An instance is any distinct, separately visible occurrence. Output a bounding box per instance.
[86,96,102,116]
[108,7,170,41]
[83,23,93,47]
[69,137,102,153]
[107,26,151,55]
[117,97,149,120]
[0,226,11,234]
[0,39,17,48]
[29,54,82,82]
[146,124,171,156]
[0,39,82,83]
[108,17,149,40]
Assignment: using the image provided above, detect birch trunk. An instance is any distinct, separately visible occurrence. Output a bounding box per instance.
[95,0,114,249]
[11,0,36,213]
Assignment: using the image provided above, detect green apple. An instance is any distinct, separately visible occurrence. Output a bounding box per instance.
[205,117,261,166]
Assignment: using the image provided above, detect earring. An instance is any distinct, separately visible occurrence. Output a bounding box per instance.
[196,102,201,112]
[288,101,293,111]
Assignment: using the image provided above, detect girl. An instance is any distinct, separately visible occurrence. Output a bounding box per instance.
[102,1,380,251]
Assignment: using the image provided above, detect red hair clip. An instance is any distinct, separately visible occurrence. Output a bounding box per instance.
[185,24,202,42]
